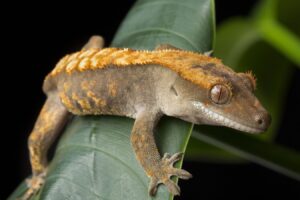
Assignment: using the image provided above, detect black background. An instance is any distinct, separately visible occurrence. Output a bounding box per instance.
[1,0,300,199]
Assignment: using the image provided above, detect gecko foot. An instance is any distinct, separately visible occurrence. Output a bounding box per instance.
[148,152,192,196]
[19,172,46,200]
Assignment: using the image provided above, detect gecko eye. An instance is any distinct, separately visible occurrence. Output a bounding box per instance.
[210,84,231,104]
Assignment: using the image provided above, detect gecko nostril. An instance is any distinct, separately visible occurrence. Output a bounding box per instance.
[254,114,263,125]
[257,119,263,125]
[254,112,271,130]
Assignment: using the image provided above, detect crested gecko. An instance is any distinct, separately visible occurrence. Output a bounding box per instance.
[21,36,271,199]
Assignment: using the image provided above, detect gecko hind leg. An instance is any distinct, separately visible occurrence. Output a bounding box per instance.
[20,92,70,200]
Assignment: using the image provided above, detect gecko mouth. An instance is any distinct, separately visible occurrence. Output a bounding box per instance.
[192,102,263,134]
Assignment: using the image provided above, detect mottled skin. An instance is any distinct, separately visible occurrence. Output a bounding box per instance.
[21,36,271,199]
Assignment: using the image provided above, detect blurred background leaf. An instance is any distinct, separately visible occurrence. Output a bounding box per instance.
[254,0,300,66]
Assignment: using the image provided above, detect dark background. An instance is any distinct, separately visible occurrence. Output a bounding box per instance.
[1,0,300,199]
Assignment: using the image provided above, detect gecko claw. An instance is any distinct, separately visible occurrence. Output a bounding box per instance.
[148,152,192,196]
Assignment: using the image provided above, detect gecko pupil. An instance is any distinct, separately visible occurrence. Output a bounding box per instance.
[218,87,223,102]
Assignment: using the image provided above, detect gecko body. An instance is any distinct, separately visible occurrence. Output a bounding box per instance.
[22,36,271,199]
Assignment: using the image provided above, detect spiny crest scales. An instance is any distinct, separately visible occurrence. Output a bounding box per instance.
[49,47,230,89]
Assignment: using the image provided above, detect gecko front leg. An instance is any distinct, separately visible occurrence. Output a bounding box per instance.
[130,110,192,196]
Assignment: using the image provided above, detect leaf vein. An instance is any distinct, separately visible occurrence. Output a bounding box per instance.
[56,144,148,191]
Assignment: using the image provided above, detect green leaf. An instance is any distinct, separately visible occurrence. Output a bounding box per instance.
[186,136,243,163]
[9,0,215,199]
[112,0,215,52]
[254,0,300,66]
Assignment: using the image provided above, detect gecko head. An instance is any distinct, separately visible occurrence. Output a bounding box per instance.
[161,62,271,134]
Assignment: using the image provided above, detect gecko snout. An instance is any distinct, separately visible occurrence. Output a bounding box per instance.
[254,111,271,132]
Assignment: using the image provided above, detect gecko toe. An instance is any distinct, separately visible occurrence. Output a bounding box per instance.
[20,172,46,200]
[163,179,180,196]
[148,152,192,196]
[148,177,159,196]
[171,168,193,180]
[163,152,183,166]
[148,176,181,196]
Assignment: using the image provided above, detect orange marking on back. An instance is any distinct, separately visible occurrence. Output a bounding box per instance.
[71,93,91,112]
[108,81,117,97]
[49,48,227,89]
[87,91,106,107]
[59,92,76,112]
[80,80,90,91]
[63,82,71,91]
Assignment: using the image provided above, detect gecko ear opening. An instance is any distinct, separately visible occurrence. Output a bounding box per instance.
[154,44,181,51]
[238,71,256,91]
[170,85,179,96]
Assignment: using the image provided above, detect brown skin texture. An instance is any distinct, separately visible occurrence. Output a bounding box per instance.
[22,36,271,199]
